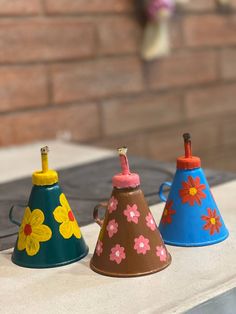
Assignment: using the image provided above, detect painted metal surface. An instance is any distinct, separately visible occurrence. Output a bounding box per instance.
[90,148,171,277]
[11,183,88,268]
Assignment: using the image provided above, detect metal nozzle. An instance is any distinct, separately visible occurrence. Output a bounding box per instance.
[183,133,191,143]
[41,146,49,155]
[118,147,128,156]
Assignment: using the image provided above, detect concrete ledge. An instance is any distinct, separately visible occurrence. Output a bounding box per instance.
[0,181,235,314]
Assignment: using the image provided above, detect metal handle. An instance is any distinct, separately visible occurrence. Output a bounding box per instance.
[158,182,172,202]
[93,202,108,227]
[9,205,21,226]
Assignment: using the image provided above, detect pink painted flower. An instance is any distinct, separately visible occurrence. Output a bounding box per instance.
[106,219,118,238]
[123,204,140,224]
[108,196,118,214]
[156,245,167,262]
[110,244,126,264]
[134,235,150,255]
[145,212,156,231]
[96,240,103,256]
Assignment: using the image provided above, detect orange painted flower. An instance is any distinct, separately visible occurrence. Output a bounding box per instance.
[161,200,176,224]
[179,176,206,206]
[201,208,222,235]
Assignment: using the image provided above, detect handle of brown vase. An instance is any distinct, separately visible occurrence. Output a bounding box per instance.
[93,202,108,227]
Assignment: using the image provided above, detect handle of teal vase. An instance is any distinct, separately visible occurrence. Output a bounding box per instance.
[158,182,172,202]
[9,206,21,226]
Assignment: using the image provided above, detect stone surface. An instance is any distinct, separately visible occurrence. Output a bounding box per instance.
[0,179,236,313]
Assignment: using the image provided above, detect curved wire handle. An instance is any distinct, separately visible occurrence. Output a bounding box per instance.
[0,205,22,239]
[158,182,172,202]
[9,205,21,227]
[93,202,108,227]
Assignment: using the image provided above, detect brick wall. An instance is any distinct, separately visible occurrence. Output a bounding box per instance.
[1,0,236,171]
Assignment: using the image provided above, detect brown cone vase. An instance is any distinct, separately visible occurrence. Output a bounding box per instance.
[90,186,171,277]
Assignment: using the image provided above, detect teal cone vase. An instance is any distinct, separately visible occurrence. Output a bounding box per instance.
[11,146,88,268]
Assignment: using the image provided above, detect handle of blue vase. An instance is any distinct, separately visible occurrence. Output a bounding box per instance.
[159,182,172,202]
[9,205,21,226]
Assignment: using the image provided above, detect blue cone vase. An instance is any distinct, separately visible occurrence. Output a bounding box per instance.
[158,134,229,247]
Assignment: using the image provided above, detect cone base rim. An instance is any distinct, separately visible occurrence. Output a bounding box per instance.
[163,232,229,247]
[11,246,89,269]
[90,254,171,278]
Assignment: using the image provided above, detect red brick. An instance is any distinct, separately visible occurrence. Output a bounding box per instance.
[0,18,95,63]
[170,19,183,49]
[184,14,236,47]
[186,140,236,172]
[221,48,236,80]
[0,66,48,112]
[221,115,236,146]
[146,119,221,161]
[231,0,236,8]
[0,0,41,15]
[96,17,182,56]
[44,0,134,14]
[51,57,144,104]
[184,0,215,11]
[185,83,236,119]
[97,16,141,55]
[146,51,218,90]
[92,133,147,157]
[0,103,100,146]
[102,93,183,136]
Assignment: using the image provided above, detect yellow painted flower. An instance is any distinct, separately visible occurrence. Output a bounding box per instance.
[17,207,52,256]
[53,193,81,239]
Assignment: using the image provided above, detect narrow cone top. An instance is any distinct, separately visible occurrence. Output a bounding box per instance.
[112,147,140,189]
[32,146,58,186]
[177,133,201,170]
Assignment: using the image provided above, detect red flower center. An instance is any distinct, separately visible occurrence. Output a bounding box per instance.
[68,210,75,221]
[189,187,197,196]
[24,224,32,236]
